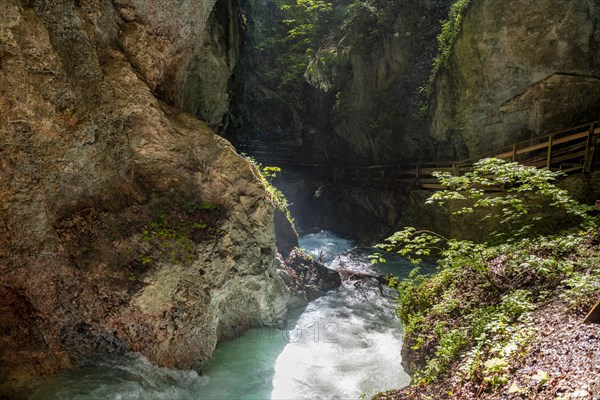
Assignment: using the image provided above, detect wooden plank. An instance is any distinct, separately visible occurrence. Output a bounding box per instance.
[524,142,587,166]
[516,141,549,155]
[500,123,595,153]
[553,131,589,146]
[547,135,553,168]
[497,133,588,161]
[584,123,596,173]
[560,165,584,173]
[235,121,600,191]
[496,151,514,159]
[551,150,587,165]
[511,131,587,157]
[584,297,600,324]
[477,124,598,165]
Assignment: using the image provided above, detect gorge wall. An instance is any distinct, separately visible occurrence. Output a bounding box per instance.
[430,0,600,159]
[0,0,287,396]
[231,0,454,165]
[232,0,600,242]
[235,0,600,165]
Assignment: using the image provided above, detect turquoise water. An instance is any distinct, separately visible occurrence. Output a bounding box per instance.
[26,231,417,400]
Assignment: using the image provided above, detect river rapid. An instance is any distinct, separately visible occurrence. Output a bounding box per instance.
[27,231,416,399]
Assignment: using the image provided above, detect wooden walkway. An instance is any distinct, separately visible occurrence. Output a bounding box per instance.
[235,121,600,190]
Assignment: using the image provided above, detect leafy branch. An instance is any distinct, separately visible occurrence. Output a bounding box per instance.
[371,227,448,264]
[427,158,593,239]
[373,158,594,290]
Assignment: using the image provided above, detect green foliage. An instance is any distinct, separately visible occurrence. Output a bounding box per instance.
[387,229,600,387]
[245,156,295,228]
[560,271,600,313]
[482,358,509,387]
[279,0,335,86]
[339,0,363,32]
[137,201,223,267]
[305,46,350,91]
[376,160,599,389]
[430,0,470,83]
[416,328,469,383]
[419,0,471,114]
[372,227,447,264]
[430,158,591,240]
[261,166,282,180]
[247,0,356,91]
[144,219,196,264]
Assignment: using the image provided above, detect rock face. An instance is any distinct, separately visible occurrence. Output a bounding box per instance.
[430,0,600,159]
[274,208,299,256]
[277,250,341,309]
[231,0,453,165]
[115,0,241,131]
[329,0,453,164]
[0,0,285,395]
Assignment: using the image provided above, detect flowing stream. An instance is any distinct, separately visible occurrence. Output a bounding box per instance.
[26,231,419,399]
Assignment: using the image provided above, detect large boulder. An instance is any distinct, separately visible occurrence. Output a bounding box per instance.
[277,249,342,309]
[0,0,285,396]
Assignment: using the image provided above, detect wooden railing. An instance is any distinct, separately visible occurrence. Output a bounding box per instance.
[472,121,600,172]
[235,121,600,190]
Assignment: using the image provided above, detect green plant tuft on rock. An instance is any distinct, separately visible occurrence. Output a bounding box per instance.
[419,0,471,114]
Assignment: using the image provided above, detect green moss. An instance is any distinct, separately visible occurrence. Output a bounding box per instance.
[376,161,600,391]
[419,0,471,113]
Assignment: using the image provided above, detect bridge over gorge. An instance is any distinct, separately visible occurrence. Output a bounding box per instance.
[234,121,600,190]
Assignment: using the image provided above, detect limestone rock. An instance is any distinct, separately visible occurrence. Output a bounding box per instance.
[115,0,242,131]
[430,0,600,159]
[0,1,285,395]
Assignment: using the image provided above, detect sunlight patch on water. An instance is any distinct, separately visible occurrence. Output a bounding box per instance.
[298,230,354,264]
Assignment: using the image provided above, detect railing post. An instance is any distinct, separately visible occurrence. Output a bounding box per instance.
[416,164,421,188]
[546,135,553,169]
[584,122,596,173]
[452,163,459,176]
[512,144,517,162]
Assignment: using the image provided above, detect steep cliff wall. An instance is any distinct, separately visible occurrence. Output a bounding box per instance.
[116,0,242,131]
[0,0,286,395]
[430,0,600,159]
[329,0,452,164]
[231,0,454,164]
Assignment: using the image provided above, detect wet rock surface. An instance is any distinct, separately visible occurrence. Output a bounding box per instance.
[277,249,342,309]
[0,1,286,396]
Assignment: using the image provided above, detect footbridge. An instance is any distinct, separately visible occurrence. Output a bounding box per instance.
[235,121,600,190]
